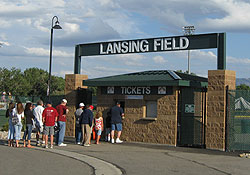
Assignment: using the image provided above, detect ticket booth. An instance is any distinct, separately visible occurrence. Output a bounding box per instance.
[83,70,208,146]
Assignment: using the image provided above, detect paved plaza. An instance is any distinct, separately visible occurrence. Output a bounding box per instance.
[1,138,250,175]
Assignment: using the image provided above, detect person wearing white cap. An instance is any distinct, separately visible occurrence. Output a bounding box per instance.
[56,99,69,146]
[75,103,85,144]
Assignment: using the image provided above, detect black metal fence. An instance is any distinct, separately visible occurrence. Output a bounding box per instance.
[227,90,250,151]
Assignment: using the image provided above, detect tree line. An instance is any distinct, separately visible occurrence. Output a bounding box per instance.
[0,67,65,96]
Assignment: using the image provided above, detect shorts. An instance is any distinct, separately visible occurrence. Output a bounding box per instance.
[111,123,122,131]
[35,123,44,134]
[44,126,55,136]
[96,129,102,136]
[39,125,44,133]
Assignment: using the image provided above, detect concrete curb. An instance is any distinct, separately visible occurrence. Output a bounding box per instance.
[34,147,123,175]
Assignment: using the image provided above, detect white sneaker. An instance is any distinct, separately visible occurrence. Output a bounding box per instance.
[111,138,115,144]
[108,137,111,142]
[77,142,81,145]
[50,145,53,149]
[45,145,48,149]
[58,143,67,146]
[84,144,90,147]
[116,138,123,143]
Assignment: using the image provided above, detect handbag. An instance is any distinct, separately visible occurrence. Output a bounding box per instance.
[11,114,19,125]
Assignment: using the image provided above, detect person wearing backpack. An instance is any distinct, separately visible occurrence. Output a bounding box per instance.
[12,102,24,147]
[7,102,15,147]
[75,103,84,144]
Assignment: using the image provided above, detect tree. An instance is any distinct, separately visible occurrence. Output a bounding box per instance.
[23,68,49,96]
[0,67,28,96]
[236,84,250,90]
[176,70,196,76]
[0,67,65,96]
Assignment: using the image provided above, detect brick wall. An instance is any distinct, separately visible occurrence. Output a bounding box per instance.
[206,70,236,150]
[96,87,178,146]
[65,74,88,137]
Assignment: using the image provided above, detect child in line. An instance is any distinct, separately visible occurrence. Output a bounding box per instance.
[94,111,103,144]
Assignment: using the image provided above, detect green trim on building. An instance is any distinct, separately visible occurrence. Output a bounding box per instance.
[83,70,208,87]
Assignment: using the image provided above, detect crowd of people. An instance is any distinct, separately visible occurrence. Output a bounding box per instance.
[74,101,125,146]
[5,99,125,148]
[6,99,69,148]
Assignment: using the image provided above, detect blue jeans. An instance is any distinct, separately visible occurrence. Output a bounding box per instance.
[23,124,32,140]
[75,127,82,143]
[111,123,122,131]
[58,121,66,145]
[14,123,23,140]
[8,119,14,140]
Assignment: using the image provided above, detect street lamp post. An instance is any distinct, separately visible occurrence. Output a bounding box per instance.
[183,26,195,74]
[48,16,62,101]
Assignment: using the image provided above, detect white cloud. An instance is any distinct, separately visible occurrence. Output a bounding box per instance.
[24,47,73,57]
[81,65,137,78]
[63,23,80,33]
[153,55,167,64]
[199,0,250,32]
[0,41,10,46]
[228,56,250,64]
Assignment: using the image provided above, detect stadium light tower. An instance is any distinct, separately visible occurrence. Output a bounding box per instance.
[183,26,195,74]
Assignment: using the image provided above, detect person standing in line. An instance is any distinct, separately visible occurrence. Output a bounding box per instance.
[110,101,124,144]
[23,102,35,148]
[75,103,84,145]
[6,102,15,147]
[12,102,24,147]
[56,99,69,146]
[42,101,58,149]
[33,100,45,146]
[80,105,94,147]
[94,111,103,144]
[105,111,111,142]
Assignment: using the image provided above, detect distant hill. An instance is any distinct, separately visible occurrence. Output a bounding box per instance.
[236,78,250,86]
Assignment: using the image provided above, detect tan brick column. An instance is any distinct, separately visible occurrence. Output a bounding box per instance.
[206,70,235,150]
[64,74,88,136]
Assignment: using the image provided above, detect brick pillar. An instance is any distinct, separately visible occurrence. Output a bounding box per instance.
[64,74,88,136]
[206,70,235,150]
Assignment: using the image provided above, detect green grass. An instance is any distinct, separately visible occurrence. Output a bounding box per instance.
[0,110,8,129]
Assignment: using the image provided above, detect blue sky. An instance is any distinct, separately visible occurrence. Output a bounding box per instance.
[0,0,250,78]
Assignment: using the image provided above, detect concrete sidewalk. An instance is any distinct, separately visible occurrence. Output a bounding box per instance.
[1,137,250,175]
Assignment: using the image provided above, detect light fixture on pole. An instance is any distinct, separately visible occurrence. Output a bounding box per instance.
[183,26,195,74]
[48,16,62,101]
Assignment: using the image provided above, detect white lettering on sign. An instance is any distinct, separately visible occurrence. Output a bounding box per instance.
[154,37,189,51]
[100,37,189,54]
[100,40,149,55]
[121,87,151,95]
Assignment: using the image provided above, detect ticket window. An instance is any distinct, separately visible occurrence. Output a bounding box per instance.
[145,101,157,118]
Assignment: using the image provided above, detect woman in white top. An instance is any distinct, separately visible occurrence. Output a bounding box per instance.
[12,102,24,147]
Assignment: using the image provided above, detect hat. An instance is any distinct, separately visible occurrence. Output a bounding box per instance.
[89,105,94,110]
[62,99,67,103]
[79,103,85,107]
[116,101,121,105]
[47,101,52,105]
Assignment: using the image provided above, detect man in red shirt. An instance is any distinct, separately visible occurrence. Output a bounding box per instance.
[56,99,69,146]
[42,101,58,149]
